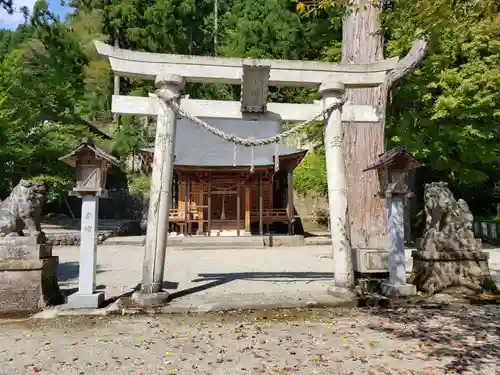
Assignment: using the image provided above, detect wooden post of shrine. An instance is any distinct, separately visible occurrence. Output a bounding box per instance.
[133,74,184,306]
[244,183,251,233]
[187,179,192,234]
[184,176,189,236]
[259,173,264,236]
[287,169,294,235]
[198,187,204,235]
[236,176,241,236]
[207,174,212,236]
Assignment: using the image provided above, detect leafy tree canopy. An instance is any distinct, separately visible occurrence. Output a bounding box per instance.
[0,0,499,215]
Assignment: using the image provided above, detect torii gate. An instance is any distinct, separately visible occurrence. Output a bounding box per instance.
[95,41,399,306]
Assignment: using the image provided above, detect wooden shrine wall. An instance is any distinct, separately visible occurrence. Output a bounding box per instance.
[175,177,274,222]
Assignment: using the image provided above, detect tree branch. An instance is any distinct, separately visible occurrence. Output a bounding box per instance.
[378,34,429,138]
[386,35,429,88]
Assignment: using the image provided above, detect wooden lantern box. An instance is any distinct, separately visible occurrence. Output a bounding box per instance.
[59,138,119,197]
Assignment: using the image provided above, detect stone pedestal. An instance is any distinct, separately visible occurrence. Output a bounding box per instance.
[0,236,65,313]
[411,250,496,295]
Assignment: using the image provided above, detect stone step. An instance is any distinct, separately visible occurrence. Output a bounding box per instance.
[103,235,305,248]
[208,230,251,237]
[104,235,264,249]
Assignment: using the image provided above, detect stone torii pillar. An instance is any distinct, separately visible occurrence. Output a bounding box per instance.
[319,81,355,293]
[132,74,185,306]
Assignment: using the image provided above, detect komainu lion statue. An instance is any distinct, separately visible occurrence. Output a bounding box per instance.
[412,181,497,295]
[0,179,47,237]
[421,181,477,253]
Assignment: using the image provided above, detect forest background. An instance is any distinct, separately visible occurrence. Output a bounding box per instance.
[0,0,499,225]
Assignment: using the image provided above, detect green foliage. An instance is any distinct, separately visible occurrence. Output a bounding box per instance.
[113,116,152,158]
[30,174,73,203]
[127,173,151,195]
[298,0,500,197]
[1,0,500,216]
[385,9,500,184]
[293,151,327,195]
[0,2,103,199]
[220,0,334,103]
[220,0,332,60]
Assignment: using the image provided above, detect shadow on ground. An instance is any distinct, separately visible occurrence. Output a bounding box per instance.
[57,262,105,283]
[110,272,333,305]
[57,262,107,297]
[366,304,500,374]
[167,272,334,301]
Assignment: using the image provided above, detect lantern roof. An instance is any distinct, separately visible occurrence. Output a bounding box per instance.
[59,138,119,168]
[363,147,420,172]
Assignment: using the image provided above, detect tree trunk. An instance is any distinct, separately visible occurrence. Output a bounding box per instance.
[341,1,388,249]
[341,2,428,249]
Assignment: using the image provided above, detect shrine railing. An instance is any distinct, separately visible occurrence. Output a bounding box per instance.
[250,209,289,220]
[168,208,291,222]
[168,208,202,221]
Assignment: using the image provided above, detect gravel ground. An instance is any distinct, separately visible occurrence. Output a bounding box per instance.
[0,305,499,375]
[54,246,338,302]
[53,245,500,305]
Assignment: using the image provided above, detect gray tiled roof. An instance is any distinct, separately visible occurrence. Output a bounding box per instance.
[144,118,307,167]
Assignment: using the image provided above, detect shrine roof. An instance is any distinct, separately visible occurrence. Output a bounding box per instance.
[142,118,307,168]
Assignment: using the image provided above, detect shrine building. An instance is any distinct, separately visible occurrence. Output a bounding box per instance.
[141,117,306,236]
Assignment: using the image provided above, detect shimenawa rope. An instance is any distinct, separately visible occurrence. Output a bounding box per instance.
[156,90,344,172]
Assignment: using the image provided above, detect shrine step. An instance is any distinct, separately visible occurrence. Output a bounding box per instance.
[171,235,266,249]
[209,230,251,237]
[103,235,305,248]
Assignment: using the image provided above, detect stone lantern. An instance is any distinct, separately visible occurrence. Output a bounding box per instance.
[59,138,119,308]
[363,147,421,297]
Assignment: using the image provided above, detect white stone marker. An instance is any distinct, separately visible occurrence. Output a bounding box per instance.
[319,81,355,294]
[67,195,103,308]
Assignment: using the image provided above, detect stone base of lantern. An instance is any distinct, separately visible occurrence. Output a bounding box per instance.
[67,292,104,309]
[381,282,416,297]
[411,250,498,295]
